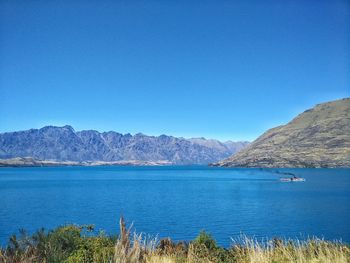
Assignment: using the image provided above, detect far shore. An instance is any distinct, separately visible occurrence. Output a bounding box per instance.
[0,157,172,168]
[1,157,350,168]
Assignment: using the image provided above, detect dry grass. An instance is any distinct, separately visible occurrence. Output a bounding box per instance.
[114,219,350,263]
[231,236,350,263]
[114,217,158,263]
[141,236,350,263]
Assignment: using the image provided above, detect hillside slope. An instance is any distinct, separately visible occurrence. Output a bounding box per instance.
[215,98,350,168]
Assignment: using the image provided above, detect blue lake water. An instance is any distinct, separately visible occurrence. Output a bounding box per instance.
[0,166,349,247]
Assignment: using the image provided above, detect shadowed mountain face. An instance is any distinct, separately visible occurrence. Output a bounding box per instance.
[0,126,249,165]
[215,98,350,168]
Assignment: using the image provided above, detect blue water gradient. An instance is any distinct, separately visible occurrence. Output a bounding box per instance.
[0,166,349,247]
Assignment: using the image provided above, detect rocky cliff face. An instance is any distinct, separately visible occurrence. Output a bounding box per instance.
[0,126,249,165]
[215,98,350,168]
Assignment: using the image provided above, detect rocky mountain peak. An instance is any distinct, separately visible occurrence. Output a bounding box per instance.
[0,127,249,165]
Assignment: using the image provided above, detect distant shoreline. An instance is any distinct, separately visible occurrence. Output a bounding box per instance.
[0,157,173,168]
[1,158,349,168]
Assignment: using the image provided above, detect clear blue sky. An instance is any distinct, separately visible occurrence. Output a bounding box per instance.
[0,0,349,141]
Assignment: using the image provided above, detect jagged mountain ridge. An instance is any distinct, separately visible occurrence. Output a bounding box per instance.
[0,126,249,164]
[214,98,350,168]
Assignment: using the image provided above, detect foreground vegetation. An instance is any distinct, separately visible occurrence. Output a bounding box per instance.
[1,218,349,263]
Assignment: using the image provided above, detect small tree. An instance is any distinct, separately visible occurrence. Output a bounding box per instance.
[194,231,217,251]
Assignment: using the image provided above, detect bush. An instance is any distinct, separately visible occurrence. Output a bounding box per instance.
[193,231,217,251]
[0,225,115,263]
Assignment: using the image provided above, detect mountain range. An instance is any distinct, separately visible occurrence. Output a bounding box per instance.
[214,98,350,168]
[0,126,249,165]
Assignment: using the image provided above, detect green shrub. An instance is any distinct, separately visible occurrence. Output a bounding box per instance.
[65,234,114,263]
[193,231,217,251]
[1,225,116,263]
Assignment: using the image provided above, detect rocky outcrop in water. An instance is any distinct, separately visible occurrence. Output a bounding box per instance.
[214,98,350,168]
[0,126,249,165]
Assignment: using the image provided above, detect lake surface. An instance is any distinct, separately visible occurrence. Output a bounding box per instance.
[0,166,349,247]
